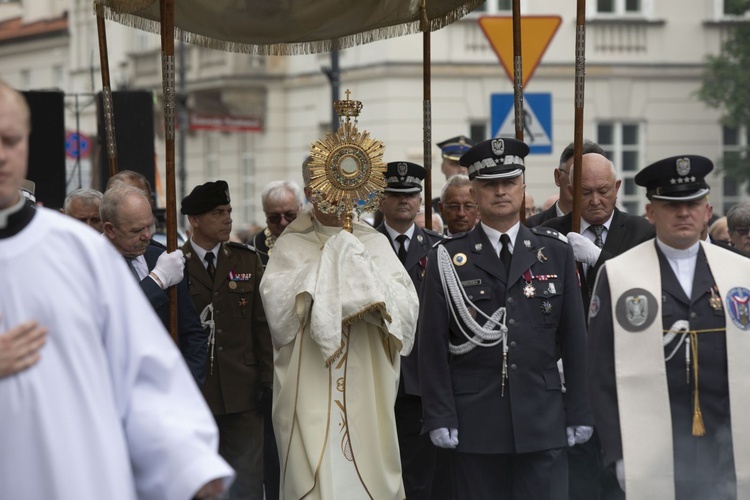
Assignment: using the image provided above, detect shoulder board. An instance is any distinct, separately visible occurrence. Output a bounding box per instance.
[531,227,568,244]
[433,231,468,248]
[227,241,256,252]
[423,228,445,240]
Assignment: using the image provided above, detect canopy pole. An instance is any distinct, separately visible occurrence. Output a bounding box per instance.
[159,0,178,342]
[421,0,433,231]
[571,0,587,233]
[511,0,526,223]
[95,5,118,178]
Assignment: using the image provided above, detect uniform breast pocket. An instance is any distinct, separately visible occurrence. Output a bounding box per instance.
[531,280,563,328]
[228,282,254,318]
[465,285,492,303]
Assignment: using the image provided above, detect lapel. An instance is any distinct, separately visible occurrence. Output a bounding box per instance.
[690,246,715,305]
[601,208,626,257]
[214,243,232,288]
[471,225,506,282]
[404,225,429,270]
[144,245,160,271]
[508,225,539,288]
[655,242,690,306]
[182,241,214,291]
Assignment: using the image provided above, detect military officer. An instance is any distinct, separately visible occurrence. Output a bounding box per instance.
[181,180,273,500]
[432,135,475,216]
[588,156,750,500]
[418,138,593,499]
[377,160,444,499]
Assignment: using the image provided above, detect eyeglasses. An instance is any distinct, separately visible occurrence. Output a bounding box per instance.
[442,203,478,213]
[267,212,298,224]
[733,227,750,236]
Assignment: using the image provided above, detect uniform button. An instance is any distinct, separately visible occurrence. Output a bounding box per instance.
[508,318,515,325]
[690,312,697,319]
[217,346,224,352]
[507,297,513,304]
[213,292,220,298]
[510,364,517,370]
[468,295,474,300]
[215,309,220,315]
[479,290,485,295]
[510,341,517,348]
[217,329,223,334]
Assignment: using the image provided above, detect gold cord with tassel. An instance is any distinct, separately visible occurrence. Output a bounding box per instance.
[690,331,706,436]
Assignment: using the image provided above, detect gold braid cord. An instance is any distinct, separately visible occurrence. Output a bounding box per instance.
[307,91,387,232]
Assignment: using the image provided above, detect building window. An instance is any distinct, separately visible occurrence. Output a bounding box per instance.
[721,125,749,215]
[472,0,512,14]
[720,0,750,16]
[470,122,487,144]
[590,0,648,16]
[596,122,644,215]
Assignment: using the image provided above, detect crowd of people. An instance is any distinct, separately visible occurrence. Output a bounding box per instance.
[3,78,750,500]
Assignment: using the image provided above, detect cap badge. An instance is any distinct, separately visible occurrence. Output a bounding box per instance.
[491,139,505,155]
[675,157,691,177]
[453,253,468,266]
[397,162,408,176]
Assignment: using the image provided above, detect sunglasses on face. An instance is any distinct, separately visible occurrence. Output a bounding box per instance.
[267,212,298,224]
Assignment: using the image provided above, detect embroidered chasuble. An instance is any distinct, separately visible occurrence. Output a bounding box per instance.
[260,213,419,499]
[589,240,750,500]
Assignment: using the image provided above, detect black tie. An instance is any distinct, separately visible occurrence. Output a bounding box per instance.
[125,257,140,281]
[590,225,605,249]
[205,252,216,281]
[396,234,408,264]
[499,234,512,274]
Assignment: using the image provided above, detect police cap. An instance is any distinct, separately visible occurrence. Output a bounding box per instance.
[384,162,425,194]
[437,135,475,161]
[181,180,231,215]
[460,138,529,181]
[634,155,713,201]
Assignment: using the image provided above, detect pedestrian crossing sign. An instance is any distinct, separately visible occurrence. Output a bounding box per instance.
[490,93,552,155]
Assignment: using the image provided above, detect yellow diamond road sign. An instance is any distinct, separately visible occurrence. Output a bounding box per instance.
[478,16,562,88]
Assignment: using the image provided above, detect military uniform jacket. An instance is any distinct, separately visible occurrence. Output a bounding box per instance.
[418,224,592,454]
[182,240,274,415]
[588,243,734,496]
[251,228,272,267]
[377,223,442,396]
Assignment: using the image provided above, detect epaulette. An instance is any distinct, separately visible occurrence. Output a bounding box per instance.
[531,227,568,244]
[227,241,257,253]
[433,231,468,248]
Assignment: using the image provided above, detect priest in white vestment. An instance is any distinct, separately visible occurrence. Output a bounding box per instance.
[0,81,234,500]
[260,160,419,499]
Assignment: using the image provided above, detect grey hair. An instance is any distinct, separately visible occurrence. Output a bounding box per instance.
[301,156,313,187]
[100,185,149,226]
[727,202,750,233]
[64,188,103,213]
[558,139,606,170]
[261,180,304,210]
[440,174,472,202]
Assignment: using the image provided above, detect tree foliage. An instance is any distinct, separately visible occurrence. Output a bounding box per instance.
[698,15,750,192]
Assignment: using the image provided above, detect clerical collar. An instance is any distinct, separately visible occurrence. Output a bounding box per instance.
[0,195,35,239]
[656,238,700,260]
[313,216,343,236]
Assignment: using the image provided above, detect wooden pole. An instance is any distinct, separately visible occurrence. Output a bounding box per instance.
[421,0,433,231]
[95,5,118,178]
[571,0,587,234]
[511,0,526,223]
[159,0,178,342]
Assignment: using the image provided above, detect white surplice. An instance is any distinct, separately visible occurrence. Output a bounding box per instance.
[0,208,233,500]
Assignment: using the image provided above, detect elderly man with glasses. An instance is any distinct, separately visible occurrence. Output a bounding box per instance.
[438,174,479,236]
[252,180,305,267]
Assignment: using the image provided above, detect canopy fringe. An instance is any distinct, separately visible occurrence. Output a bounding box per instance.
[94,0,484,56]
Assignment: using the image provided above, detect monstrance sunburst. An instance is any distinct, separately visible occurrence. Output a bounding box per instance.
[307,90,387,232]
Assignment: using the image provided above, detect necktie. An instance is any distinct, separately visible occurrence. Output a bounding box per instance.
[205,252,216,281]
[499,234,512,274]
[590,225,605,249]
[125,257,140,281]
[396,234,408,264]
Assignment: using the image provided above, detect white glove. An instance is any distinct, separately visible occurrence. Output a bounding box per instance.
[429,427,459,449]
[566,232,602,265]
[566,425,594,447]
[151,249,185,289]
[615,459,625,492]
